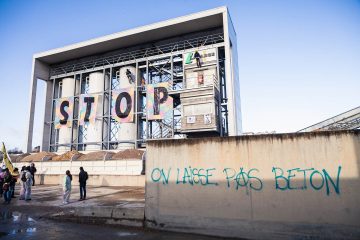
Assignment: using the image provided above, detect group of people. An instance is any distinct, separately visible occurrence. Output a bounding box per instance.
[0,162,88,205]
[63,167,88,204]
[0,163,37,204]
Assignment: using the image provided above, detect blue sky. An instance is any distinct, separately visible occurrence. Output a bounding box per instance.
[0,0,359,151]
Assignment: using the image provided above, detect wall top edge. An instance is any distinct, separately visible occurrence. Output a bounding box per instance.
[147,130,360,146]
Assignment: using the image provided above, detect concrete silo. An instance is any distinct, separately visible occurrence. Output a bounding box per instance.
[85,71,103,151]
[116,66,136,149]
[58,77,74,152]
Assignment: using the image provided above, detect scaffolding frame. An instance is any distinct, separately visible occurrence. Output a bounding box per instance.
[48,32,228,151]
[50,33,224,77]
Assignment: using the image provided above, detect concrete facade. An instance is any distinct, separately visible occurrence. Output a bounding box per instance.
[145,130,360,239]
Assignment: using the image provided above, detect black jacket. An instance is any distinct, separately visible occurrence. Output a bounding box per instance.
[79,170,88,183]
[29,166,37,176]
[194,51,201,59]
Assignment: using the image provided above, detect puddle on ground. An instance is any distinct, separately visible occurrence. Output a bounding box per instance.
[116,232,137,237]
[0,211,35,222]
[0,210,37,236]
[12,214,19,222]
[10,227,37,234]
[0,211,13,221]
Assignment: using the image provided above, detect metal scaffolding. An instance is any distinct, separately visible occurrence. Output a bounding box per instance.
[48,32,228,152]
[50,32,224,77]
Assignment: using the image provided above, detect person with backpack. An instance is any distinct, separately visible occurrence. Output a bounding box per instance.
[78,167,88,201]
[63,170,72,204]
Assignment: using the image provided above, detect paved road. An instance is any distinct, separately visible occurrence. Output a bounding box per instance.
[10,185,145,208]
[0,209,230,240]
[0,185,233,239]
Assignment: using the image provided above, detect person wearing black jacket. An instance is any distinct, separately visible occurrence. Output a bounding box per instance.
[78,167,88,200]
[29,163,37,186]
[3,168,12,204]
[194,50,202,68]
[10,168,19,198]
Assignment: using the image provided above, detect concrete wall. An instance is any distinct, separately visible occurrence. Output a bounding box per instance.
[33,174,145,187]
[145,130,360,239]
[14,159,145,187]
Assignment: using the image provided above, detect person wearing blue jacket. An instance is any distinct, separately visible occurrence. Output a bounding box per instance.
[63,170,72,204]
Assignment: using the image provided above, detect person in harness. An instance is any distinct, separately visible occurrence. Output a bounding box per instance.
[194,50,202,68]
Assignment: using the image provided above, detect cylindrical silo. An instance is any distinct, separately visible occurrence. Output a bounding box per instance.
[117,66,136,150]
[58,77,74,152]
[85,71,103,151]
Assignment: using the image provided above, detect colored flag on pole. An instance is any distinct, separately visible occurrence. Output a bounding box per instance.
[1,142,14,175]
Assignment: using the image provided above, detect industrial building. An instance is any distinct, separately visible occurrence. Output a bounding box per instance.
[26,6,242,153]
[298,106,360,132]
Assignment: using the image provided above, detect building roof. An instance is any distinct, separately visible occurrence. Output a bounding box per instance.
[34,6,228,65]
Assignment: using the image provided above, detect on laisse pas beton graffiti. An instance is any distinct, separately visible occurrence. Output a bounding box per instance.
[150,166,342,196]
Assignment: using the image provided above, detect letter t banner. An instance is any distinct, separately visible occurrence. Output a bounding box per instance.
[79,94,98,125]
[54,97,74,129]
[111,87,135,123]
[147,83,173,120]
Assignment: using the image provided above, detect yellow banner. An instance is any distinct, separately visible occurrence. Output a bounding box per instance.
[2,142,15,175]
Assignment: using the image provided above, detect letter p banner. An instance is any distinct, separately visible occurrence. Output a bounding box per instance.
[147,83,173,120]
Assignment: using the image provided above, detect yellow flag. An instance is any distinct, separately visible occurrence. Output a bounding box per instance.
[2,142,14,175]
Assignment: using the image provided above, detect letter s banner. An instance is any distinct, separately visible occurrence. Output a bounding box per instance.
[54,97,74,129]
[147,83,173,120]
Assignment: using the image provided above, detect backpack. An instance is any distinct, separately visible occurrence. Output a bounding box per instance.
[85,171,88,180]
[21,172,27,182]
[3,183,9,191]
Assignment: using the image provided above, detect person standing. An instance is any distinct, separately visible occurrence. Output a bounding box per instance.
[194,50,202,68]
[2,168,12,204]
[29,163,37,186]
[78,167,88,200]
[24,166,33,201]
[19,166,26,200]
[63,170,72,204]
[9,168,19,198]
[0,168,6,198]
